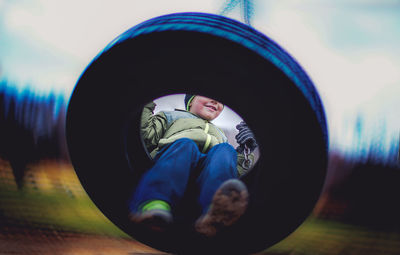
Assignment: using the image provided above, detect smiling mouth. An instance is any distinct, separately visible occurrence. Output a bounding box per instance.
[206,105,217,111]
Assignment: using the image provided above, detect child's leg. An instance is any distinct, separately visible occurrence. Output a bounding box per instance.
[196,143,238,213]
[195,143,249,237]
[129,138,202,213]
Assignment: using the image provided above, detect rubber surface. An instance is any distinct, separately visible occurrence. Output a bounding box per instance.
[66,12,329,255]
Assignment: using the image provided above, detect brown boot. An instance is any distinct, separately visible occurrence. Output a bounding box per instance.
[195,179,249,237]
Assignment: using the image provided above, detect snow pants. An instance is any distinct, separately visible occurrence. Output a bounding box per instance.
[129,138,238,217]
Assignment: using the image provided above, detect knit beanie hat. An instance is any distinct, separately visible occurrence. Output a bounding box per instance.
[184,94,225,111]
[184,94,195,111]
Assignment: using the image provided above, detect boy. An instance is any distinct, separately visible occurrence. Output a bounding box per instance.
[129,95,257,237]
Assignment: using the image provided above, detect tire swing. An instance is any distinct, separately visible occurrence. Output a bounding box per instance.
[66,12,329,255]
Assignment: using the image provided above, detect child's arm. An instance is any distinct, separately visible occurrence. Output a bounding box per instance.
[235,121,258,176]
[237,153,255,176]
[141,101,168,153]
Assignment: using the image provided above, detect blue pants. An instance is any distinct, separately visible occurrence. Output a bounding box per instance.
[129,138,238,216]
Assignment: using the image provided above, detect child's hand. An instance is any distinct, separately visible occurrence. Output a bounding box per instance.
[235,121,258,153]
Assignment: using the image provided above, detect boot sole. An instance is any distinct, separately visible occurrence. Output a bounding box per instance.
[195,179,249,237]
[130,209,173,233]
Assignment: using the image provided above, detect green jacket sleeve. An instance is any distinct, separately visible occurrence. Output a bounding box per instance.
[237,152,255,177]
[140,102,168,153]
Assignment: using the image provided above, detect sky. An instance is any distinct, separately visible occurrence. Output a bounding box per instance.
[0,0,399,159]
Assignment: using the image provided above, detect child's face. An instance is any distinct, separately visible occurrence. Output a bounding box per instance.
[189,96,224,121]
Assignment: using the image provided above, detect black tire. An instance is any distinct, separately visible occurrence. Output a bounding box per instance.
[66,12,328,255]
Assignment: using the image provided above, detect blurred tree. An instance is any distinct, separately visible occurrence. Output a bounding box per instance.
[0,80,69,188]
[398,132,400,164]
[342,160,400,231]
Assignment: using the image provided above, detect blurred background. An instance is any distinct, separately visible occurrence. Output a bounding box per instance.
[0,0,399,254]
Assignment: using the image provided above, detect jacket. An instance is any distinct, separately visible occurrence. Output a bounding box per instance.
[140,102,254,176]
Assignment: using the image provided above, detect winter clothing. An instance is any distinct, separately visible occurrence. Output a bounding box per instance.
[184,94,224,112]
[140,102,254,176]
[184,94,195,111]
[129,138,238,215]
[129,205,173,233]
[235,121,258,153]
[130,101,255,235]
[195,179,248,237]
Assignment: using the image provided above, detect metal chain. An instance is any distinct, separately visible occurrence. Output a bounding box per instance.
[242,144,253,170]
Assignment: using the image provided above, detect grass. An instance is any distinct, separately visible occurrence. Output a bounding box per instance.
[0,160,130,238]
[264,217,400,255]
[1,160,400,255]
